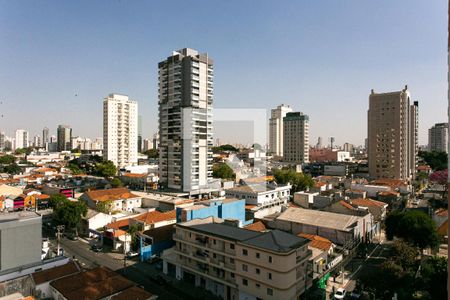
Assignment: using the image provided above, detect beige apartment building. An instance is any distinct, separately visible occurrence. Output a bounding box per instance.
[283,112,310,164]
[269,104,293,156]
[162,217,312,300]
[367,86,418,180]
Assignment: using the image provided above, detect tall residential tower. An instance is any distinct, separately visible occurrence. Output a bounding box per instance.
[158,48,213,193]
[428,123,448,153]
[103,94,138,168]
[283,112,309,164]
[269,104,293,156]
[57,125,72,151]
[367,86,418,180]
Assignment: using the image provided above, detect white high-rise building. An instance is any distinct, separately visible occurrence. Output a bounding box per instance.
[158,48,213,193]
[33,135,41,148]
[103,93,138,168]
[269,104,293,156]
[428,123,448,153]
[14,129,29,150]
[0,132,5,150]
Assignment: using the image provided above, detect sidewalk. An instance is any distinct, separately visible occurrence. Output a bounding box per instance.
[325,271,351,299]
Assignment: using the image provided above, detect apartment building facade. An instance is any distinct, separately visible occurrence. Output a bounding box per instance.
[14,129,29,150]
[428,122,448,153]
[269,104,293,157]
[103,93,138,168]
[158,48,213,192]
[57,125,72,151]
[164,217,312,300]
[283,112,310,164]
[367,86,418,180]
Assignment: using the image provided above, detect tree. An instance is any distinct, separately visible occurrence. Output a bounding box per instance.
[391,240,418,271]
[3,163,21,174]
[420,256,447,300]
[419,151,447,171]
[94,160,117,178]
[110,177,123,188]
[68,163,83,175]
[273,168,314,192]
[429,169,448,198]
[252,143,262,150]
[53,199,87,235]
[0,155,16,164]
[143,149,158,159]
[49,194,68,209]
[212,163,235,180]
[212,144,238,153]
[96,200,114,214]
[127,223,143,250]
[385,210,439,250]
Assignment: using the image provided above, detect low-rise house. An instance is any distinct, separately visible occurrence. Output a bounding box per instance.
[310,181,332,193]
[0,184,23,198]
[225,183,291,219]
[31,261,80,299]
[81,209,128,237]
[298,233,335,279]
[163,217,312,300]
[49,266,154,300]
[293,191,332,209]
[344,189,367,200]
[130,210,176,231]
[243,221,268,232]
[80,188,142,212]
[139,192,194,212]
[31,168,57,177]
[139,225,176,261]
[264,207,374,245]
[350,198,388,221]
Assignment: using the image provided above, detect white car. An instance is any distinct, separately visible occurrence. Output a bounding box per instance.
[334,288,347,299]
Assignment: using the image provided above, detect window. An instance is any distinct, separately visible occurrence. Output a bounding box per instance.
[213,239,216,245]
[256,283,260,289]
[256,268,260,274]
[230,258,235,264]
[267,288,273,296]
[256,252,260,259]
[231,272,235,278]
[242,264,248,271]
[268,273,272,280]
[230,244,235,250]
[242,249,248,256]
[268,256,273,263]
[243,279,248,286]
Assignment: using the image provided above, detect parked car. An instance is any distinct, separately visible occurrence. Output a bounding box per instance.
[91,244,103,252]
[126,251,139,258]
[333,288,347,300]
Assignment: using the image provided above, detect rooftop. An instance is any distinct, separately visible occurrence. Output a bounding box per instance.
[85,188,139,202]
[351,198,387,208]
[50,267,134,300]
[180,217,308,253]
[276,207,361,232]
[134,210,176,224]
[298,233,333,251]
[0,211,41,223]
[110,286,154,300]
[32,261,80,285]
[243,221,267,232]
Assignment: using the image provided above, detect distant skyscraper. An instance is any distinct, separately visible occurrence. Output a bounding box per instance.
[0,132,5,150]
[14,129,29,150]
[158,48,213,192]
[428,123,448,153]
[143,138,152,152]
[103,93,138,168]
[33,135,41,148]
[316,137,323,149]
[283,112,309,164]
[269,104,293,156]
[152,132,159,150]
[138,115,142,153]
[368,86,418,180]
[57,125,72,151]
[42,127,49,145]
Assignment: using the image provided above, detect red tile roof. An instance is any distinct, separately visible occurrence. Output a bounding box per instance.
[435,209,448,217]
[338,200,355,210]
[371,178,408,188]
[122,173,146,178]
[298,233,333,251]
[134,210,176,224]
[106,218,130,230]
[437,219,448,236]
[32,261,80,285]
[50,267,134,300]
[351,198,387,208]
[244,221,267,232]
[85,188,139,202]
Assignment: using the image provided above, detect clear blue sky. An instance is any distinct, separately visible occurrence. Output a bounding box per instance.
[0,0,447,146]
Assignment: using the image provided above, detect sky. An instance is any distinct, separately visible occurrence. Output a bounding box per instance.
[0,0,447,147]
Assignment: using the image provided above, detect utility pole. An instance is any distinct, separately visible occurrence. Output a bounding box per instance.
[56,225,65,256]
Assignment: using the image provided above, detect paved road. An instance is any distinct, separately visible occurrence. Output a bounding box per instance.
[58,238,127,270]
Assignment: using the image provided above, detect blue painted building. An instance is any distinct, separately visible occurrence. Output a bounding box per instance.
[176,198,250,225]
[140,225,175,261]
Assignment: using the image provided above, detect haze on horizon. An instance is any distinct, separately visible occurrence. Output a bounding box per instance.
[0,0,447,147]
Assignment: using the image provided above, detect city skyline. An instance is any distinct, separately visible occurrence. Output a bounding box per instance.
[0,1,447,146]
